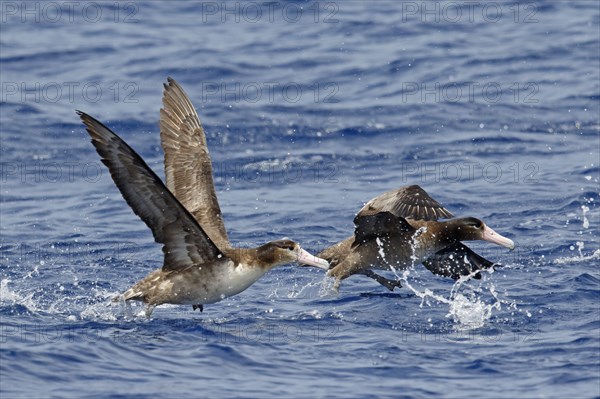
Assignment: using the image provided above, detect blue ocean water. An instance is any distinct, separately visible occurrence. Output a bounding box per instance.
[1,1,599,398]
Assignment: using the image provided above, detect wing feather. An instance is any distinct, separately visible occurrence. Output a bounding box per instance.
[78,111,222,271]
[357,185,453,221]
[160,77,230,249]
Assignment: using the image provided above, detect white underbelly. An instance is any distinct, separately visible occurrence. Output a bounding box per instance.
[173,262,267,305]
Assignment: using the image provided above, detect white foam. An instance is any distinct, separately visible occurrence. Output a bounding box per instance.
[555,245,600,264]
[0,279,38,312]
[0,278,124,321]
[446,290,501,330]
[79,301,118,321]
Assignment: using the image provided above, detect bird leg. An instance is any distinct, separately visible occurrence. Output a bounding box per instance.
[123,299,134,319]
[360,270,402,291]
[332,278,341,293]
[327,264,352,292]
[144,304,156,319]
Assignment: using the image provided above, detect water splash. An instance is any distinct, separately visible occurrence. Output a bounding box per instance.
[555,241,600,264]
[79,300,119,321]
[376,237,386,261]
[386,231,510,330]
[447,293,498,328]
[0,279,39,312]
[319,276,338,297]
[0,277,123,320]
[581,205,590,229]
[411,229,502,328]
[285,278,326,299]
[395,268,506,330]
[409,227,427,265]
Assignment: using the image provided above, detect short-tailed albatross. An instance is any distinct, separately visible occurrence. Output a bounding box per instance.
[77,79,328,317]
[316,185,514,291]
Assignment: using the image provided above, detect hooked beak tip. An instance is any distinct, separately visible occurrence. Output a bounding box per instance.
[483,226,515,250]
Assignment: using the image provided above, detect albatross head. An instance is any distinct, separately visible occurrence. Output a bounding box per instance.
[257,239,330,270]
[449,217,515,250]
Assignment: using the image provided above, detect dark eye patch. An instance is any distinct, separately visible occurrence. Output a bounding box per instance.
[275,241,295,250]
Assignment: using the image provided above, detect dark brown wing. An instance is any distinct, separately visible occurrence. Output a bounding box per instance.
[352,211,415,248]
[423,242,495,279]
[357,185,454,221]
[78,111,222,271]
[160,77,229,249]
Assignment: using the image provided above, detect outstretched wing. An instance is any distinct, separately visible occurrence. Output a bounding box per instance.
[160,77,230,249]
[78,111,222,271]
[357,185,454,221]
